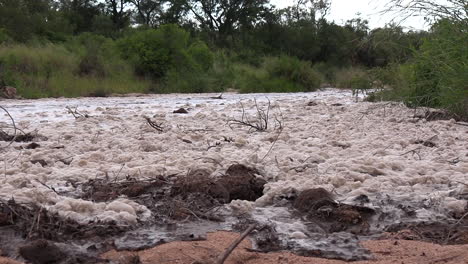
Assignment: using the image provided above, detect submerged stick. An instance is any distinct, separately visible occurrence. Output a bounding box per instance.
[215,224,256,264]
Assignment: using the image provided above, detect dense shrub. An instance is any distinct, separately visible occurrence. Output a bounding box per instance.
[188,41,214,72]
[264,56,322,91]
[334,67,371,89]
[237,56,322,93]
[160,51,234,93]
[0,44,149,98]
[118,25,195,78]
[372,20,468,120]
[406,20,467,113]
[312,62,338,85]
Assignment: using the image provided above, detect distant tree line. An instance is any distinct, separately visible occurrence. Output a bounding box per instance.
[0,0,465,120]
[0,0,427,67]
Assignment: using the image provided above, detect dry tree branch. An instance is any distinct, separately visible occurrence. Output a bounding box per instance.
[206,140,221,151]
[400,147,422,160]
[260,128,283,163]
[228,98,282,133]
[0,105,17,150]
[227,99,269,132]
[66,106,89,119]
[215,224,256,264]
[380,0,467,25]
[143,116,164,132]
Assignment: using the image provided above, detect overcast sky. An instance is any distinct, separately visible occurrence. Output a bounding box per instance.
[270,0,428,30]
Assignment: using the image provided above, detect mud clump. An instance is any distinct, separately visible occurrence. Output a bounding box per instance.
[19,240,66,264]
[293,188,335,212]
[81,177,166,202]
[171,169,230,203]
[31,159,47,167]
[1,86,17,99]
[0,212,10,226]
[25,142,41,149]
[172,164,266,203]
[167,165,266,221]
[293,188,374,234]
[173,108,188,114]
[0,131,38,142]
[0,199,128,241]
[220,164,266,202]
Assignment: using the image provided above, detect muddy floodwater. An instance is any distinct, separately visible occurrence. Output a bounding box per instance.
[0,89,467,263]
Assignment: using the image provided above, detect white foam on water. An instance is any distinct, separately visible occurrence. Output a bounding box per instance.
[0,89,466,225]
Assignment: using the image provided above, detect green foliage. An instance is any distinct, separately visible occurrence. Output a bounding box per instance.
[371,20,467,120]
[67,33,125,78]
[0,0,73,43]
[118,25,193,78]
[188,41,214,72]
[160,50,234,93]
[334,67,370,89]
[0,44,149,98]
[263,56,322,91]
[312,62,338,85]
[117,25,231,94]
[0,0,448,100]
[237,56,322,93]
[409,20,467,118]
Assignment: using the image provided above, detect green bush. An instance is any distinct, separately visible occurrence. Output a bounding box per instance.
[334,67,371,89]
[0,43,150,98]
[312,62,338,85]
[373,19,468,120]
[0,28,11,44]
[235,56,322,93]
[188,41,214,72]
[263,56,322,91]
[405,20,467,112]
[117,25,235,94]
[160,51,234,94]
[118,25,195,78]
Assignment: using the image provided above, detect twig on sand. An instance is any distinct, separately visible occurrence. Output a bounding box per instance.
[215,224,256,264]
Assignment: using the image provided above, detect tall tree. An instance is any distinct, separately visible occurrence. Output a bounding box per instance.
[59,0,102,34]
[160,0,189,25]
[129,0,163,26]
[281,0,330,25]
[0,0,71,41]
[105,0,131,30]
[181,0,271,36]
